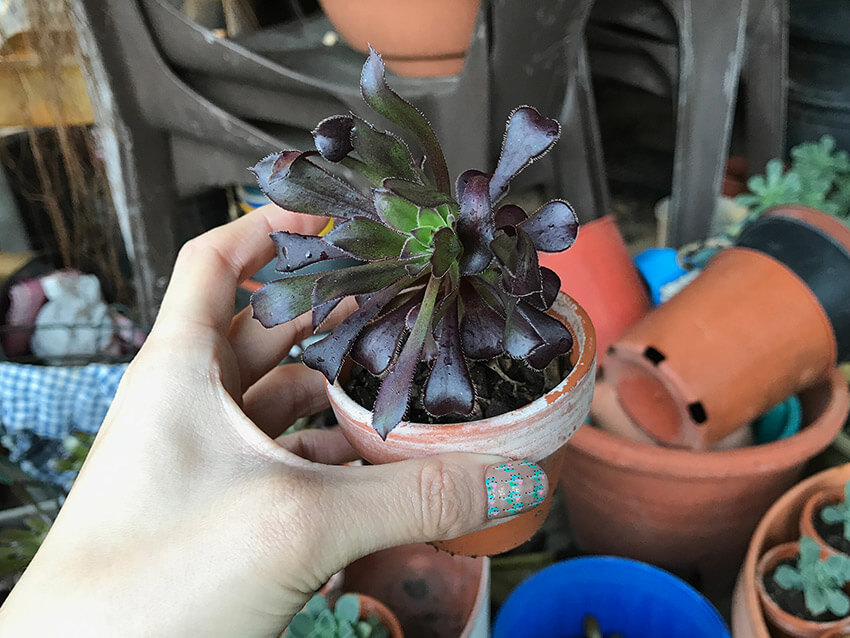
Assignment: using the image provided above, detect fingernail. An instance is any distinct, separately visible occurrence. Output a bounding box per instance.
[485,460,548,520]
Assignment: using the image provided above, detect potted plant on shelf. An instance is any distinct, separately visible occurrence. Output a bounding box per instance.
[801,480,850,558]
[286,592,402,638]
[756,536,850,638]
[249,49,596,556]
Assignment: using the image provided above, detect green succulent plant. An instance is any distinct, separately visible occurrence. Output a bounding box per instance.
[821,480,850,542]
[250,49,579,437]
[287,593,389,638]
[774,536,850,617]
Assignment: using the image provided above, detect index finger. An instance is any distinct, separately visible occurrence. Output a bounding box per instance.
[155,204,328,335]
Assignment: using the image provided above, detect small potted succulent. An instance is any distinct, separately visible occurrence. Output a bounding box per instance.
[250,50,596,555]
[757,536,850,638]
[802,480,850,557]
[286,592,402,638]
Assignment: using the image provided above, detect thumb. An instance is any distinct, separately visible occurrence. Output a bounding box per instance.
[319,454,549,561]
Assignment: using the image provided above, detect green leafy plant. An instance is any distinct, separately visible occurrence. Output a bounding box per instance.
[737,136,850,219]
[287,593,389,638]
[774,536,850,617]
[822,480,850,542]
[250,49,578,437]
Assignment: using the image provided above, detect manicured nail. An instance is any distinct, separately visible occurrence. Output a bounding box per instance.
[485,460,548,520]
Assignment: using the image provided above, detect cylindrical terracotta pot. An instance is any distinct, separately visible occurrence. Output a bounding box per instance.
[756,542,850,638]
[560,370,847,586]
[356,593,404,638]
[801,487,847,557]
[343,543,489,638]
[819,628,850,638]
[723,156,748,197]
[317,0,482,77]
[605,246,837,449]
[329,292,597,556]
[538,215,649,369]
[732,465,850,638]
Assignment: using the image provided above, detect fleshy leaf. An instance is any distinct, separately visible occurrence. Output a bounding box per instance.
[456,170,495,275]
[411,227,435,246]
[374,189,420,233]
[323,216,407,260]
[424,300,475,416]
[526,266,561,311]
[334,594,360,625]
[251,152,375,221]
[351,117,418,182]
[459,280,505,359]
[418,207,444,229]
[312,115,354,162]
[503,300,545,359]
[490,106,561,203]
[251,271,323,328]
[515,301,573,369]
[490,228,543,297]
[495,203,528,229]
[270,231,347,273]
[400,235,431,259]
[383,178,454,207]
[302,277,413,381]
[372,276,441,437]
[311,297,343,332]
[350,292,421,375]
[361,49,450,192]
[430,227,462,278]
[518,199,578,252]
[313,260,413,308]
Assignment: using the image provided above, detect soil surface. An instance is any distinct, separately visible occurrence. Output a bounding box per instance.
[814,505,850,555]
[765,559,846,622]
[344,353,573,424]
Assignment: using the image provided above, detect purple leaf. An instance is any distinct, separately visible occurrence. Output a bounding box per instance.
[250,271,323,328]
[371,276,441,437]
[495,204,528,229]
[312,115,354,162]
[311,298,343,332]
[351,117,418,182]
[456,170,495,275]
[361,49,450,193]
[374,189,420,232]
[459,280,505,360]
[429,227,462,278]
[350,292,421,375]
[424,300,475,417]
[323,216,407,260]
[526,267,561,311]
[518,199,578,252]
[503,300,545,359]
[313,259,413,309]
[490,107,561,203]
[514,301,573,369]
[270,231,348,273]
[251,152,376,221]
[490,228,543,297]
[302,276,413,382]
[383,178,454,207]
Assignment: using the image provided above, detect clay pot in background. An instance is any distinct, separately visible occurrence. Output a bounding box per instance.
[343,543,489,638]
[330,293,596,556]
[605,246,837,449]
[560,370,848,591]
[538,215,649,369]
[800,487,847,557]
[316,0,481,76]
[723,156,749,197]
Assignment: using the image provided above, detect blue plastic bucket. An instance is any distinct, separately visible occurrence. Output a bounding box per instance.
[493,556,730,638]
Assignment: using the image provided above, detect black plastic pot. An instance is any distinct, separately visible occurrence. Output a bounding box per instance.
[737,208,850,361]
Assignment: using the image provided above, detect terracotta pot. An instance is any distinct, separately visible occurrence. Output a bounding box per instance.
[723,156,748,197]
[819,628,850,638]
[329,292,596,556]
[560,370,848,589]
[801,487,847,557]
[538,215,649,369]
[732,465,850,638]
[356,594,404,638]
[316,0,481,77]
[343,543,489,637]
[756,541,850,638]
[605,246,837,449]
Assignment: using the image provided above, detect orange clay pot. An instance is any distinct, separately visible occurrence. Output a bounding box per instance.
[356,594,404,638]
[329,292,596,556]
[801,487,847,557]
[756,541,850,638]
[560,370,848,588]
[732,464,850,638]
[819,629,850,638]
[723,156,748,197]
[604,246,836,449]
[317,0,481,77]
[538,215,650,370]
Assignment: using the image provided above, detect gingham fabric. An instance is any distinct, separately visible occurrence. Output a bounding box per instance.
[0,363,126,488]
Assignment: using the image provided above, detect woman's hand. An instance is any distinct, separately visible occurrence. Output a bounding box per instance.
[0,204,547,637]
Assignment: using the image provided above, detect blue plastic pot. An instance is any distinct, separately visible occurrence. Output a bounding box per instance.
[633,248,689,305]
[493,556,730,638]
[754,395,803,444]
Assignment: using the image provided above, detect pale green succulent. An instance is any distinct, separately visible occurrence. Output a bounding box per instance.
[287,594,389,638]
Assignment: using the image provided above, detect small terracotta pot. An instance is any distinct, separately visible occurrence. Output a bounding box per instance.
[605,246,836,449]
[356,593,404,638]
[723,156,748,197]
[818,628,850,638]
[801,487,847,557]
[560,370,848,588]
[756,542,850,638]
[317,0,481,77]
[538,215,649,369]
[329,292,596,556]
[732,465,850,638]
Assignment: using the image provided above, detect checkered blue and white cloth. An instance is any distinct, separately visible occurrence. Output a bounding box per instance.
[0,363,126,489]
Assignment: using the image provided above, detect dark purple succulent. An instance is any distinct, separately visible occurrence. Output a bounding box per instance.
[250,49,578,438]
